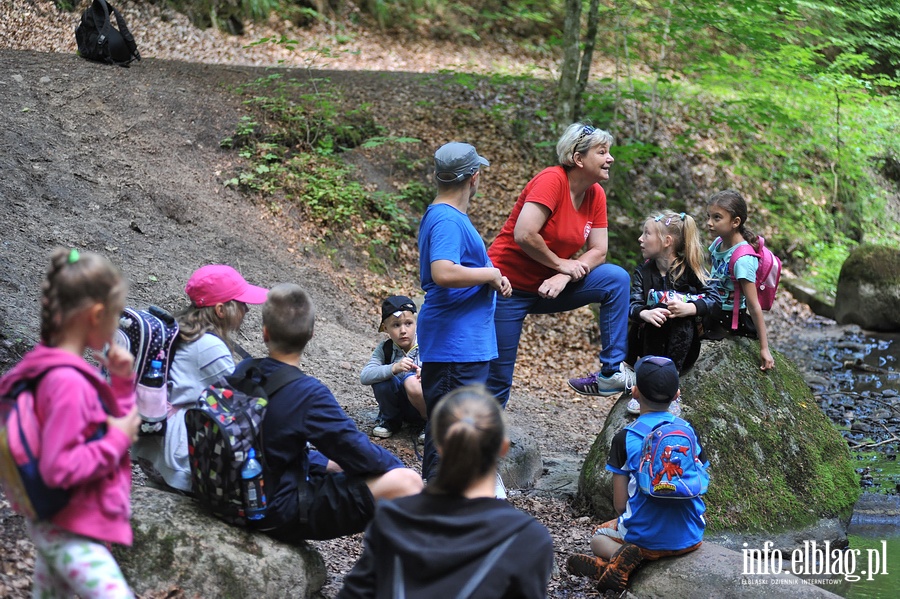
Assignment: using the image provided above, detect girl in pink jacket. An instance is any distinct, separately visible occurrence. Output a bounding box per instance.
[0,248,140,598]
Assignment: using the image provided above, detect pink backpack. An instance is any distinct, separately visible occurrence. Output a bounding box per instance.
[726,236,782,330]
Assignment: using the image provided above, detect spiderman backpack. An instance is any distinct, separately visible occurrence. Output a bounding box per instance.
[626,415,709,499]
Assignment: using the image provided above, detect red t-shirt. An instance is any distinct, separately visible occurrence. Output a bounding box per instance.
[488,166,608,293]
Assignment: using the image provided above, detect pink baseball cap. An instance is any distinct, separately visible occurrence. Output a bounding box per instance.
[185,265,269,308]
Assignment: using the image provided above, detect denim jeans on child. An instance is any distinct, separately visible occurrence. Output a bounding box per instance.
[487,263,630,407]
[372,375,424,430]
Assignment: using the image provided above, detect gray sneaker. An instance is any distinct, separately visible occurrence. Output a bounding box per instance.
[568,363,636,397]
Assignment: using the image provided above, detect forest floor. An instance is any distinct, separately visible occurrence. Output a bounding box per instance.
[0,2,830,598]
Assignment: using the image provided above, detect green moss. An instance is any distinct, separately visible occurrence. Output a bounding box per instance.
[683,340,859,532]
[839,244,900,285]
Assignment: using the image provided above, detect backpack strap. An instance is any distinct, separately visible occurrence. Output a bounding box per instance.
[106,1,140,63]
[391,529,520,599]
[381,339,393,365]
[261,364,304,397]
[455,531,520,599]
[231,357,304,398]
[727,242,759,330]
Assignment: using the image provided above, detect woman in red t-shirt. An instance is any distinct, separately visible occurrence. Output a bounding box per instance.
[486,123,633,406]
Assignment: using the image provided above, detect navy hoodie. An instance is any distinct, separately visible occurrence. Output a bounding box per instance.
[339,492,553,599]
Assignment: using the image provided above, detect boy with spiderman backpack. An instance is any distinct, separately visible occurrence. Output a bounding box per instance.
[567,355,709,593]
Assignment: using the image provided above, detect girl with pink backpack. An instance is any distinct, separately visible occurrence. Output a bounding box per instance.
[706,190,777,371]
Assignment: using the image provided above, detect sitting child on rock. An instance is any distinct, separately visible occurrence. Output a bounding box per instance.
[567,355,709,592]
[250,284,422,541]
[360,295,426,441]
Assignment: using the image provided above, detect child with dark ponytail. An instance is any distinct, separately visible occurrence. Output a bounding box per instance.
[706,190,775,370]
[339,385,553,599]
[0,248,140,597]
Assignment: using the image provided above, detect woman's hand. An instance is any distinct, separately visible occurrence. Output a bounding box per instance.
[109,405,141,444]
[640,307,671,327]
[557,258,589,281]
[391,357,418,376]
[538,273,571,299]
[665,299,698,319]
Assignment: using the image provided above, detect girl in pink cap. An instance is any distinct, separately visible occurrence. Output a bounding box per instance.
[132,265,268,492]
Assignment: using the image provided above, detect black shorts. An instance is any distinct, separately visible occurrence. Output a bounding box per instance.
[265,473,375,542]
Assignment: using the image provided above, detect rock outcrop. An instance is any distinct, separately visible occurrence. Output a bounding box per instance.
[627,542,842,598]
[835,244,900,331]
[113,486,326,598]
[578,337,859,538]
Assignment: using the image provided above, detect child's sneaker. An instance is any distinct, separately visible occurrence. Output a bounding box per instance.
[372,419,399,438]
[626,396,641,415]
[566,554,609,580]
[668,397,683,418]
[568,363,636,397]
[596,543,644,592]
[417,428,426,444]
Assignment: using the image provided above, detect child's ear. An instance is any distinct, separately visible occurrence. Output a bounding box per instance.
[262,325,270,344]
[85,302,106,327]
[214,303,227,320]
[631,385,640,399]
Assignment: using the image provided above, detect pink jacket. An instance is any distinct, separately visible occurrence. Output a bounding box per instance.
[0,345,135,545]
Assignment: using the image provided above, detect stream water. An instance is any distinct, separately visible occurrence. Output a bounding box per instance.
[775,322,900,596]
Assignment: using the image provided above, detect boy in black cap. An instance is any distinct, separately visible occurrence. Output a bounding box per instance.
[417,142,512,490]
[360,295,426,440]
[567,355,708,592]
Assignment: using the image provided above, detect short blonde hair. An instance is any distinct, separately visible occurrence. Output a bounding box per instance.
[556,123,614,167]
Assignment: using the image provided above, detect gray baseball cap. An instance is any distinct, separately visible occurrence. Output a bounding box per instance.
[434,142,489,183]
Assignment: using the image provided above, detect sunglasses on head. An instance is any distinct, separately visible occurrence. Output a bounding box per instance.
[572,125,596,157]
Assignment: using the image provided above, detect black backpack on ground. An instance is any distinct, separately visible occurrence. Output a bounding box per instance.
[75,0,140,67]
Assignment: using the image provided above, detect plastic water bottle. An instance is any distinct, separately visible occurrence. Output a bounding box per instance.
[241,448,266,520]
[142,359,165,387]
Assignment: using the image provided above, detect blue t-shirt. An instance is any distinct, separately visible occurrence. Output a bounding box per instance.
[417,203,498,362]
[606,411,707,550]
[709,239,759,310]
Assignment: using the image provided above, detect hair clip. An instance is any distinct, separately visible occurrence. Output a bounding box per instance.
[68,248,80,264]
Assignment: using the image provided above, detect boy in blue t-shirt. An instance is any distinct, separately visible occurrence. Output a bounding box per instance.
[417,142,512,484]
[567,355,707,592]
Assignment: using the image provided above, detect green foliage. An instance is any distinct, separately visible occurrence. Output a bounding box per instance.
[221,72,425,255]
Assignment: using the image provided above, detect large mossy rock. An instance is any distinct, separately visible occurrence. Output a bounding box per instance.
[578,338,859,537]
[113,486,326,598]
[835,244,900,331]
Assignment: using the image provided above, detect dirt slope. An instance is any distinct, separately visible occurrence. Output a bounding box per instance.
[0,49,619,598]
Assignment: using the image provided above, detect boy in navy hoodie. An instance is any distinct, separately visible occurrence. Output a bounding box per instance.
[252,283,422,541]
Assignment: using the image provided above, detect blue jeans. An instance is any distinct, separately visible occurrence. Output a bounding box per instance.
[487,263,630,407]
[420,361,491,481]
[372,377,424,430]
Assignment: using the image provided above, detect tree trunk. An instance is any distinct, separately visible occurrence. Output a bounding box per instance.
[573,0,602,121]
[556,0,583,128]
